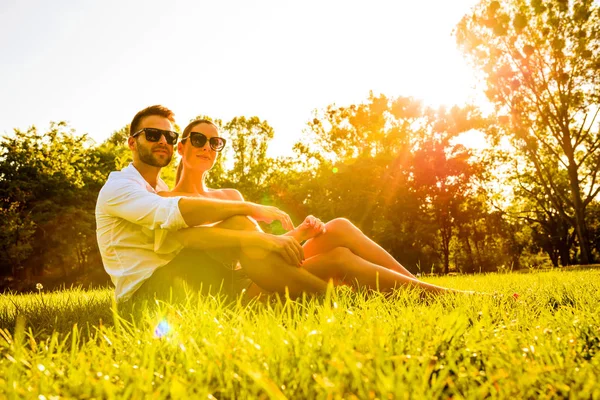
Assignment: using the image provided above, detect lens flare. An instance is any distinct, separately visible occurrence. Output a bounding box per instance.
[154,319,170,338]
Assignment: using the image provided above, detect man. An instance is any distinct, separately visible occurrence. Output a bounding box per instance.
[96,105,326,304]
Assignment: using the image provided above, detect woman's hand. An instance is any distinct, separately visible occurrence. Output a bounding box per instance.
[288,215,326,243]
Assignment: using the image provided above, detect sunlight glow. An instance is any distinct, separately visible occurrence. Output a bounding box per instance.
[453,130,488,150]
[0,0,484,156]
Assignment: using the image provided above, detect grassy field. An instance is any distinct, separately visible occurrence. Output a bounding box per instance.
[1,270,599,399]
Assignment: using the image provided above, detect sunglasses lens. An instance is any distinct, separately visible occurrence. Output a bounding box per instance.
[142,129,177,144]
[144,129,161,142]
[210,138,226,151]
[164,131,178,145]
[190,133,208,148]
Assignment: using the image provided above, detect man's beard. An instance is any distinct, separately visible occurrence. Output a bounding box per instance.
[138,144,172,167]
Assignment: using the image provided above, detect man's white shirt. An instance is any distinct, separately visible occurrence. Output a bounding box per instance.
[95,163,188,302]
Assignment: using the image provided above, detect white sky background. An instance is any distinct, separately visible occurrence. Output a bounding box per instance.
[0,0,486,156]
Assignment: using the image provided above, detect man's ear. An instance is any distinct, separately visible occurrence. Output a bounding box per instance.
[127,136,136,151]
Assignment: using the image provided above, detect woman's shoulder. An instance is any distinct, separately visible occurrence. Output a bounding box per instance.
[156,188,244,200]
[157,191,195,198]
[212,188,244,201]
[157,190,180,197]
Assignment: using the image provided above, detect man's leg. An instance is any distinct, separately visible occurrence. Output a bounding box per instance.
[303,218,417,278]
[134,249,234,301]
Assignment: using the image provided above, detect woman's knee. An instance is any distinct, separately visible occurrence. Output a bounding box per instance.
[328,246,354,265]
[250,257,326,295]
[312,247,355,281]
[326,218,356,231]
[324,218,360,241]
[218,215,258,231]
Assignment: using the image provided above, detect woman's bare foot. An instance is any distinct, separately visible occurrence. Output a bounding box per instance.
[285,215,326,242]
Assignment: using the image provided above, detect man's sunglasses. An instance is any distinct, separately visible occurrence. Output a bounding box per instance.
[182,132,227,152]
[131,128,179,145]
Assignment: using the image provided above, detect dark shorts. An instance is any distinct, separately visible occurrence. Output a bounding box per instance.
[128,248,253,305]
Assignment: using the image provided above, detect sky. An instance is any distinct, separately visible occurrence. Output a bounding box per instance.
[0,0,486,156]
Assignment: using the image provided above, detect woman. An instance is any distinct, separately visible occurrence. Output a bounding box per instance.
[159,118,472,299]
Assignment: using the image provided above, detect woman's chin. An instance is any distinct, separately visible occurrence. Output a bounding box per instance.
[183,163,211,174]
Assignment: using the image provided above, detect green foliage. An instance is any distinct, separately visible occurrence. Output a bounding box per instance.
[0,123,108,286]
[294,94,504,273]
[0,202,35,276]
[221,116,276,201]
[0,271,599,398]
[456,0,600,263]
[4,88,600,286]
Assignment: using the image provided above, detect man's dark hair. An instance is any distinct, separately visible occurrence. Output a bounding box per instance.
[130,105,175,136]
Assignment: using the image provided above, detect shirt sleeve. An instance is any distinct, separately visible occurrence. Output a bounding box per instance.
[97,177,188,232]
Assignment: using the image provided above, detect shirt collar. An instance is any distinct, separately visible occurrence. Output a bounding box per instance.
[123,163,170,193]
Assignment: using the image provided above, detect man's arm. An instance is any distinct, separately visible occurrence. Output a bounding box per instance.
[172,227,305,267]
[177,196,254,227]
[98,178,188,231]
[98,178,293,231]
[178,196,294,230]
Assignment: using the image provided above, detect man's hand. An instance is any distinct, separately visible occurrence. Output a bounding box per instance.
[257,234,304,267]
[249,204,294,231]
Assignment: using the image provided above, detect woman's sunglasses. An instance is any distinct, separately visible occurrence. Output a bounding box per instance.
[131,128,179,145]
[182,132,227,152]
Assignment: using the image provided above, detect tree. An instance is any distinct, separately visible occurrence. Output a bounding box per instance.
[221,116,276,202]
[456,0,600,263]
[586,200,600,260]
[508,161,576,266]
[304,93,425,236]
[298,94,490,273]
[0,123,105,282]
[411,106,487,274]
[0,202,35,278]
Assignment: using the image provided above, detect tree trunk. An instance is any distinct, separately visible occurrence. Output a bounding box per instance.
[441,224,451,275]
[463,234,475,273]
[548,248,559,268]
[567,162,593,264]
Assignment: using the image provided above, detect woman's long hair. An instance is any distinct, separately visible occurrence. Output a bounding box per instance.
[176,119,218,184]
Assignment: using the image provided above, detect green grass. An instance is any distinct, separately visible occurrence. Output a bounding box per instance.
[1,270,599,399]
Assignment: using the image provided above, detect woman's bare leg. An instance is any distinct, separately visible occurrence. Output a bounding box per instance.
[238,247,461,297]
[302,247,463,295]
[239,250,328,297]
[205,216,456,296]
[303,218,417,278]
[216,216,414,280]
